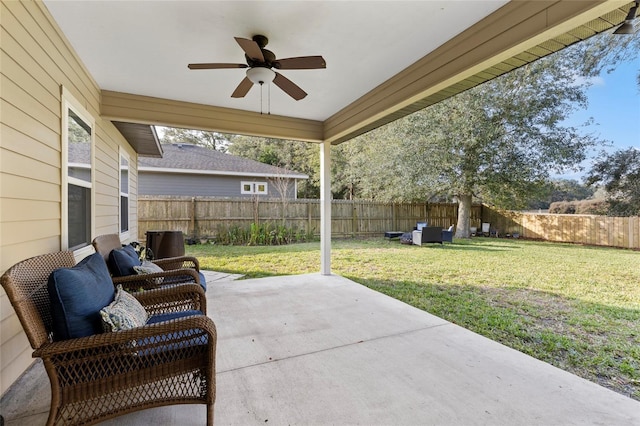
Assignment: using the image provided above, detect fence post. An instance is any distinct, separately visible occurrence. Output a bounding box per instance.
[190,197,196,238]
[392,203,397,231]
[425,202,429,225]
[352,200,357,237]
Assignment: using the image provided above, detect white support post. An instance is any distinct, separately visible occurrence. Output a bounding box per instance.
[320,141,331,275]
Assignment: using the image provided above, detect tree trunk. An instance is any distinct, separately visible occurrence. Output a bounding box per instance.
[455,194,472,238]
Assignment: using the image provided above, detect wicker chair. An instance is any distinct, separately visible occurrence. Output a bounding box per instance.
[92,234,205,292]
[1,251,216,425]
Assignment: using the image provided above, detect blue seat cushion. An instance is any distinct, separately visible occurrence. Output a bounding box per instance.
[146,310,203,325]
[197,271,207,291]
[139,310,208,356]
[108,245,141,276]
[48,252,115,341]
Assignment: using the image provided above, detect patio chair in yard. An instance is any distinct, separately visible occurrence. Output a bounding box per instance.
[93,234,207,292]
[442,225,454,243]
[1,250,216,426]
[412,226,443,245]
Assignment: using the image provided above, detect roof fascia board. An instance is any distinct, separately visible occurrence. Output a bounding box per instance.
[101,90,324,143]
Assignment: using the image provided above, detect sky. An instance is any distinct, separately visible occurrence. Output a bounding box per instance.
[558,59,640,181]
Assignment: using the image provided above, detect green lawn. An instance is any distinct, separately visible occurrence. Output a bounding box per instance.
[187,237,640,400]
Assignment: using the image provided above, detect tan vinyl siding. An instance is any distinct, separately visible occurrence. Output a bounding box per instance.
[0,0,138,394]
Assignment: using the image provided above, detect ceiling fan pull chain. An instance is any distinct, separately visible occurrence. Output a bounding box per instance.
[260,82,264,115]
[268,82,271,115]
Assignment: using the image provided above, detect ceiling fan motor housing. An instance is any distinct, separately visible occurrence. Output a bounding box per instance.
[252,34,269,48]
[246,49,276,68]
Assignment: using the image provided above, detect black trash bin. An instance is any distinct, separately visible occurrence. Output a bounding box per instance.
[146,230,185,259]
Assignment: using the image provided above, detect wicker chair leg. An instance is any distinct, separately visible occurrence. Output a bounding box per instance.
[46,370,61,426]
[207,404,214,426]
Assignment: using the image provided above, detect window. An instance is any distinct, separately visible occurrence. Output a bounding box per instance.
[62,88,95,252]
[241,181,268,195]
[120,153,130,235]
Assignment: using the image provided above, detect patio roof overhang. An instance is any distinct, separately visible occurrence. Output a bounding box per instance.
[43,0,635,275]
[79,1,637,152]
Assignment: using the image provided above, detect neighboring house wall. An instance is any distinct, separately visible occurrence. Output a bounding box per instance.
[139,172,297,199]
[0,1,138,394]
[137,144,306,199]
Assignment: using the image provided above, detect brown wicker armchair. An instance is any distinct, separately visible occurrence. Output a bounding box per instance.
[92,234,206,292]
[1,251,216,426]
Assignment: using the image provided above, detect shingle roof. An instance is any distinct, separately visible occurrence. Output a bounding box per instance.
[138,144,308,179]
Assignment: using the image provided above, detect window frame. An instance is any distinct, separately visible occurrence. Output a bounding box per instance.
[61,87,95,256]
[241,181,268,195]
[119,149,130,239]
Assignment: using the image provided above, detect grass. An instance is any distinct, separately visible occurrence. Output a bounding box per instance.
[187,237,640,400]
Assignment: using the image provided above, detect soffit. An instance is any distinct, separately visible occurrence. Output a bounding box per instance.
[112,122,163,158]
[43,1,633,146]
[42,1,508,121]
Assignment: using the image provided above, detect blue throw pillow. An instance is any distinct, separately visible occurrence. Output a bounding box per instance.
[48,252,115,341]
[108,245,142,276]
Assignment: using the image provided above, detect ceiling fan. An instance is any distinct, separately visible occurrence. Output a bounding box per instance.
[188,35,326,101]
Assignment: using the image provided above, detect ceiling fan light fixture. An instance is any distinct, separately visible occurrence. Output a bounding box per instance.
[614,2,638,34]
[247,67,276,85]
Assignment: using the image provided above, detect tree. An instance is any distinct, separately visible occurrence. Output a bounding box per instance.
[335,30,639,237]
[159,127,230,151]
[340,55,602,236]
[585,148,640,216]
[526,179,595,210]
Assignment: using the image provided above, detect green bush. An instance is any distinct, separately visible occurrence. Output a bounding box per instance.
[214,223,316,246]
[549,199,609,215]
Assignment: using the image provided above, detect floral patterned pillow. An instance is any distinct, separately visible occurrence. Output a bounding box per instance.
[133,260,163,274]
[100,285,148,332]
[133,260,165,284]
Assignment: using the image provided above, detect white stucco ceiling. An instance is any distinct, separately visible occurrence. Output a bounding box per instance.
[43,1,509,121]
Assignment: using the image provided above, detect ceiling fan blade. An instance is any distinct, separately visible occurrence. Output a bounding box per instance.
[188,63,248,70]
[234,37,265,62]
[273,72,307,101]
[274,56,326,70]
[231,77,253,98]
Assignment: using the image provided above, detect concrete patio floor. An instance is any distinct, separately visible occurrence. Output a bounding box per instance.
[2,273,639,425]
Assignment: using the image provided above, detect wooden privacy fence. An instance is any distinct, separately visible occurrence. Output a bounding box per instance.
[483,206,640,249]
[137,196,481,241]
[137,197,638,249]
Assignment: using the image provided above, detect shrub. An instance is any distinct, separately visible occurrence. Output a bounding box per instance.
[214,223,316,246]
[549,199,610,215]
[575,199,609,215]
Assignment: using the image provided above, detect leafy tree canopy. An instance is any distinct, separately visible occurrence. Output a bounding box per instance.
[158,127,230,152]
[585,148,640,216]
[526,179,596,210]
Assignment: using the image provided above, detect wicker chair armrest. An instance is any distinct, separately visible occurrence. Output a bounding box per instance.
[112,268,200,291]
[153,256,200,271]
[34,315,217,359]
[135,284,207,315]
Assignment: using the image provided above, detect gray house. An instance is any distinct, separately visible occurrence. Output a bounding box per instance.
[138,143,308,199]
